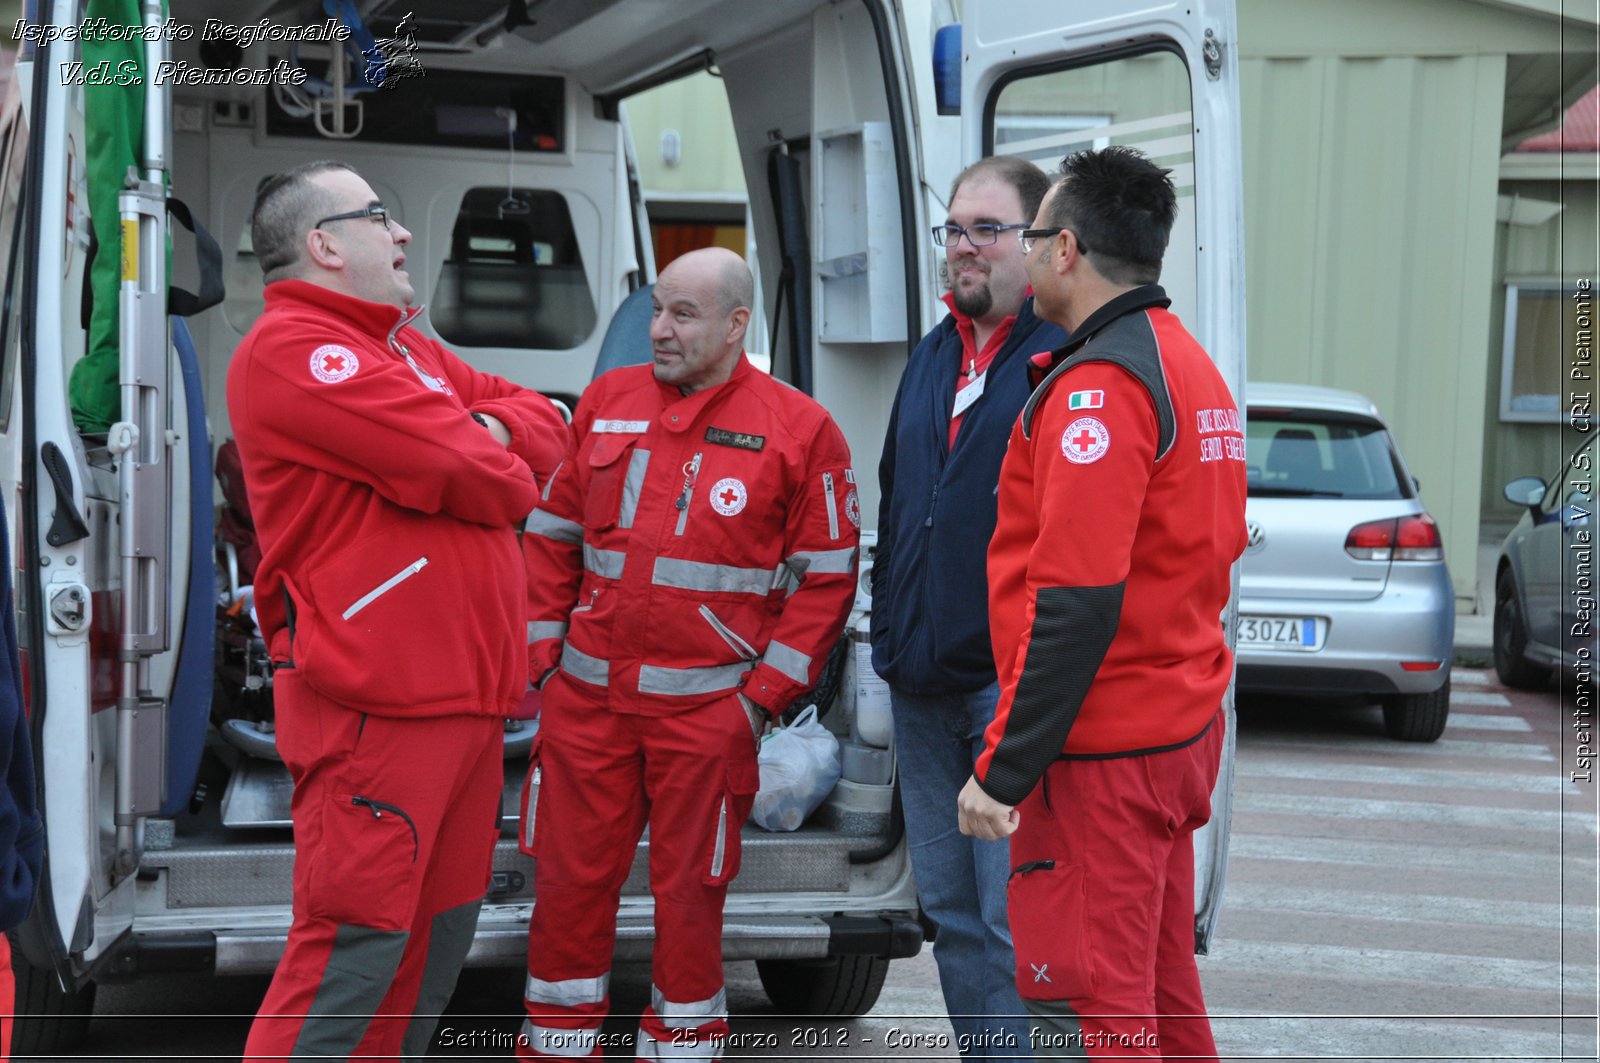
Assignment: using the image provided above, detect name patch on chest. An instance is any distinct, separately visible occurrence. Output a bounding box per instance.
[704,427,765,451]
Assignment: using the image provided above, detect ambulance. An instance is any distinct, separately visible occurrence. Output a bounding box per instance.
[0,0,1244,1048]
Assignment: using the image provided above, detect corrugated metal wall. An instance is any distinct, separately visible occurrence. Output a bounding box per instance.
[1238,48,1505,602]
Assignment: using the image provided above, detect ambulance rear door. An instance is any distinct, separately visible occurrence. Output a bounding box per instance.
[958,0,1247,953]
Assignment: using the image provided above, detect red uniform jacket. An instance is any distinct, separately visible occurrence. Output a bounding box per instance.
[978,286,1248,806]
[227,280,568,717]
[525,357,858,718]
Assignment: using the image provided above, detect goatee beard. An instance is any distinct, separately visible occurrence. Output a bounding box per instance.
[953,281,993,320]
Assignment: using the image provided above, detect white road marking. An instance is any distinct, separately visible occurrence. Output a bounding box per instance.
[1246,733,1556,761]
[1452,690,1515,707]
[1236,758,1573,794]
[1227,833,1594,881]
[1197,938,1585,993]
[1233,791,1596,834]
[1221,881,1580,930]
[1447,709,1530,730]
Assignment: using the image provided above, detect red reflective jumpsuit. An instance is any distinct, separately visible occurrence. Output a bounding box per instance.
[979,286,1247,1061]
[228,280,567,1060]
[520,356,858,1060]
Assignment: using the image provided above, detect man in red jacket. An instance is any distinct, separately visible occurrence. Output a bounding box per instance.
[227,160,568,1060]
[519,247,858,1060]
[958,148,1247,1061]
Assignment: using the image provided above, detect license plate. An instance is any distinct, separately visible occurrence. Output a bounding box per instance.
[1238,615,1319,650]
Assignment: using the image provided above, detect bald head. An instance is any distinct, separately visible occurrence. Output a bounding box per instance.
[649,248,755,394]
[666,247,754,316]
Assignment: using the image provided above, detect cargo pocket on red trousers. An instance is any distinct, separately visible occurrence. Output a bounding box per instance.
[518,735,543,857]
[309,792,422,929]
[1007,860,1096,1001]
[703,756,760,886]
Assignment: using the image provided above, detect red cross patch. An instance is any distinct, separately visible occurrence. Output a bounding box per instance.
[310,344,359,383]
[709,477,748,517]
[1061,416,1110,464]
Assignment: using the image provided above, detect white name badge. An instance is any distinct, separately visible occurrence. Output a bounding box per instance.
[592,419,651,434]
[951,371,988,420]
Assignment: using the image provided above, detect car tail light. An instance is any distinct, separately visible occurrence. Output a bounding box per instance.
[1344,515,1443,561]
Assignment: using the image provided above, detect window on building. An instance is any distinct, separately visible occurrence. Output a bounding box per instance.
[1500,281,1579,423]
[429,188,597,350]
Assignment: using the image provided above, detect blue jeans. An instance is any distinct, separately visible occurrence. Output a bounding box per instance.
[891,683,1030,1061]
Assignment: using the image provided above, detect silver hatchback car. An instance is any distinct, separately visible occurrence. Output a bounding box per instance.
[1237,383,1455,741]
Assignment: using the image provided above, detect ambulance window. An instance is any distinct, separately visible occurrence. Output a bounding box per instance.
[0,112,30,435]
[990,49,1197,321]
[429,188,597,350]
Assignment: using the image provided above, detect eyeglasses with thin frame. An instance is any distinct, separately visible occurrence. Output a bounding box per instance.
[1017,227,1089,257]
[930,222,1028,249]
[314,203,392,232]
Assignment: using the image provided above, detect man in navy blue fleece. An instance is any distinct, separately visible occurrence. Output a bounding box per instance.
[0,499,44,1060]
[870,155,1064,1060]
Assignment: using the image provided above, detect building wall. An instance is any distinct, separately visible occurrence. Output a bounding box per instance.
[1481,171,1600,523]
[1236,0,1578,604]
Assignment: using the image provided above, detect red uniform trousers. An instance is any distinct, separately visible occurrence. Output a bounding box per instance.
[1007,712,1224,1063]
[244,671,504,1061]
[519,677,759,1061]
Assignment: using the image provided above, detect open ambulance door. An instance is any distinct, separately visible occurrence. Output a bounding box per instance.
[958,0,1247,954]
[11,2,204,1004]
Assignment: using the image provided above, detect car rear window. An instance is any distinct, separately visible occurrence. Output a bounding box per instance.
[1245,412,1408,499]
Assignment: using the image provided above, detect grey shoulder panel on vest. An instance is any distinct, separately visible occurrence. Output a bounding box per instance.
[1020,311,1177,460]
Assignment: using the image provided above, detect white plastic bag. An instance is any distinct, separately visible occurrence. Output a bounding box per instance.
[750,705,841,832]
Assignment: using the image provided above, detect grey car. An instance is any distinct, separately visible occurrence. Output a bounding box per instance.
[1494,432,1597,687]
[1237,383,1456,742]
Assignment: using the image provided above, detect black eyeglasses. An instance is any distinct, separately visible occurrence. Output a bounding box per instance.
[314,203,392,231]
[930,223,1028,249]
[1018,227,1089,256]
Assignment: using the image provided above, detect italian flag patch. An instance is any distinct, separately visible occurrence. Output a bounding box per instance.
[1068,390,1104,410]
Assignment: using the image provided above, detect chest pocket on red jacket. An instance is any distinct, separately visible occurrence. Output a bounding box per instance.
[584,434,642,532]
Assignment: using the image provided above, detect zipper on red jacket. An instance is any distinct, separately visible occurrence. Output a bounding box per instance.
[823,473,840,540]
[699,604,759,660]
[343,557,429,620]
[674,452,703,535]
[387,305,425,355]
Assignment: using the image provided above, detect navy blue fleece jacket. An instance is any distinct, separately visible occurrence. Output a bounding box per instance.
[870,297,1067,694]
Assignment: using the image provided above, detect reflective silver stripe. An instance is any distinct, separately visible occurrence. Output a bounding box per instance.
[583,544,626,580]
[560,642,610,687]
[526,972,610,1007]
[520,1019,601,1057]
[655,558,772,597]
[762,640,812,685]
[708,796,729,879]
[785,547,857,576]
[527,508,583,544]
[342,557,428,620]
[698,605,758,659]
[592,418,651,434]
[619,449,652,530]
[528,621,568,643]
[651,985,729,1029]
[637,661,746,696]
[523,768,539,851]
[822,472,839,540]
